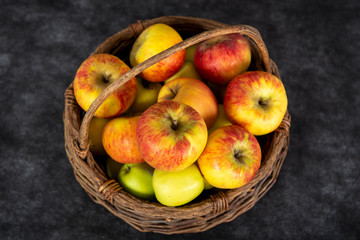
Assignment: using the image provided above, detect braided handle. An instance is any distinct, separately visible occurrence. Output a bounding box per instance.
[79,24,271,150]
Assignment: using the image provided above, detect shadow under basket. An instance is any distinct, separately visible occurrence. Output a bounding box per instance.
[63,16,291,234]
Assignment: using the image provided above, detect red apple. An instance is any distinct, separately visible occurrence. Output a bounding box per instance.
[198,125,261,189]
[136,101,208,172]
[157,77,218,128]
[73,53,137,118]
[223,71,288,136]
[102,116,143,163]
[194,33,251,86]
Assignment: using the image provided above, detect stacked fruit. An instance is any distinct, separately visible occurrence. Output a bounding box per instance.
[73,23,288,207]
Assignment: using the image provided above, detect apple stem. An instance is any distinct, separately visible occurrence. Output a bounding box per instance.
[102,74,111,83]
[169,88,177,99]
[259,99,269,106]
[141,78,150,89]
[234,151,242,160]
[125,165,131,173]
[171,118,179,131]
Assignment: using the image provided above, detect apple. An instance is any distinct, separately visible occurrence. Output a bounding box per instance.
[164,61,202,83]
[206,81,227,103]
[129,23,185,82]
[88,117,109,155]
[198,125,261,189]
[208,104,232,133]
[106,157,123,179]
[73,53,137,118]
[102,116,144,163]
[203,177,213,190]
[194,33,251,86]
[157,78,218,128]
[118,162,155,200]
[152,163,204,206]
[128,77,162,114]
[185,43,198,62]
[223,71,288,136]
[136,101,208,172]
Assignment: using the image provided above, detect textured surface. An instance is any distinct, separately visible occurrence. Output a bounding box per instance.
[1,0,359,239]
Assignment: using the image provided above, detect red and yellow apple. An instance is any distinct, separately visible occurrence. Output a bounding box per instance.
[136,101,208,172]
[88,117,109,155]
[157,77,218,128]
[128,77,162,114]
[129,23,185,82]
[152,163,204,206]
[198,125,261,189]
[102,116,144,163]
[194,33,251,86]
[73,53,137,118]
[223,71,288,136]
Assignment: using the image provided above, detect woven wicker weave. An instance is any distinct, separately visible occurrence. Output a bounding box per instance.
[63,16,291,234]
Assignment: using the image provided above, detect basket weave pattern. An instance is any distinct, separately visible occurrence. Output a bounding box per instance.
[63,16,291,234]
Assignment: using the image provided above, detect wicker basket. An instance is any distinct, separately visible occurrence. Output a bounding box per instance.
[63,16,291,234]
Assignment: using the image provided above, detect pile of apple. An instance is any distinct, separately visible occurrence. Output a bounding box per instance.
[73,23,288,207]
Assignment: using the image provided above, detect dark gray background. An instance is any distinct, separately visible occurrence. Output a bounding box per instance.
[1,0,359,239]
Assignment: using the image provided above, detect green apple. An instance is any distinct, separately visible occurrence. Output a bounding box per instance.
[165,61,202,83]
[152,164,204,206]
[106,157,123,179]
[128,77,162,114]
[118,163,155,200]
[208,104,232,133]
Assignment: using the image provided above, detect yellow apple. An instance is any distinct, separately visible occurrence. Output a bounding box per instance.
[73,53,137,118]
[208,104,232,133]
[203,177,213,190]
[128,77,162,114]
[152,164,204,206]
[185,43,198,62]
[164,61,202,83]
[88,117,109,155]
[129,23,185,82]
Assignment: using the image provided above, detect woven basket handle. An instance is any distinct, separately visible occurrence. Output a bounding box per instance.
[79,25,271,150]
